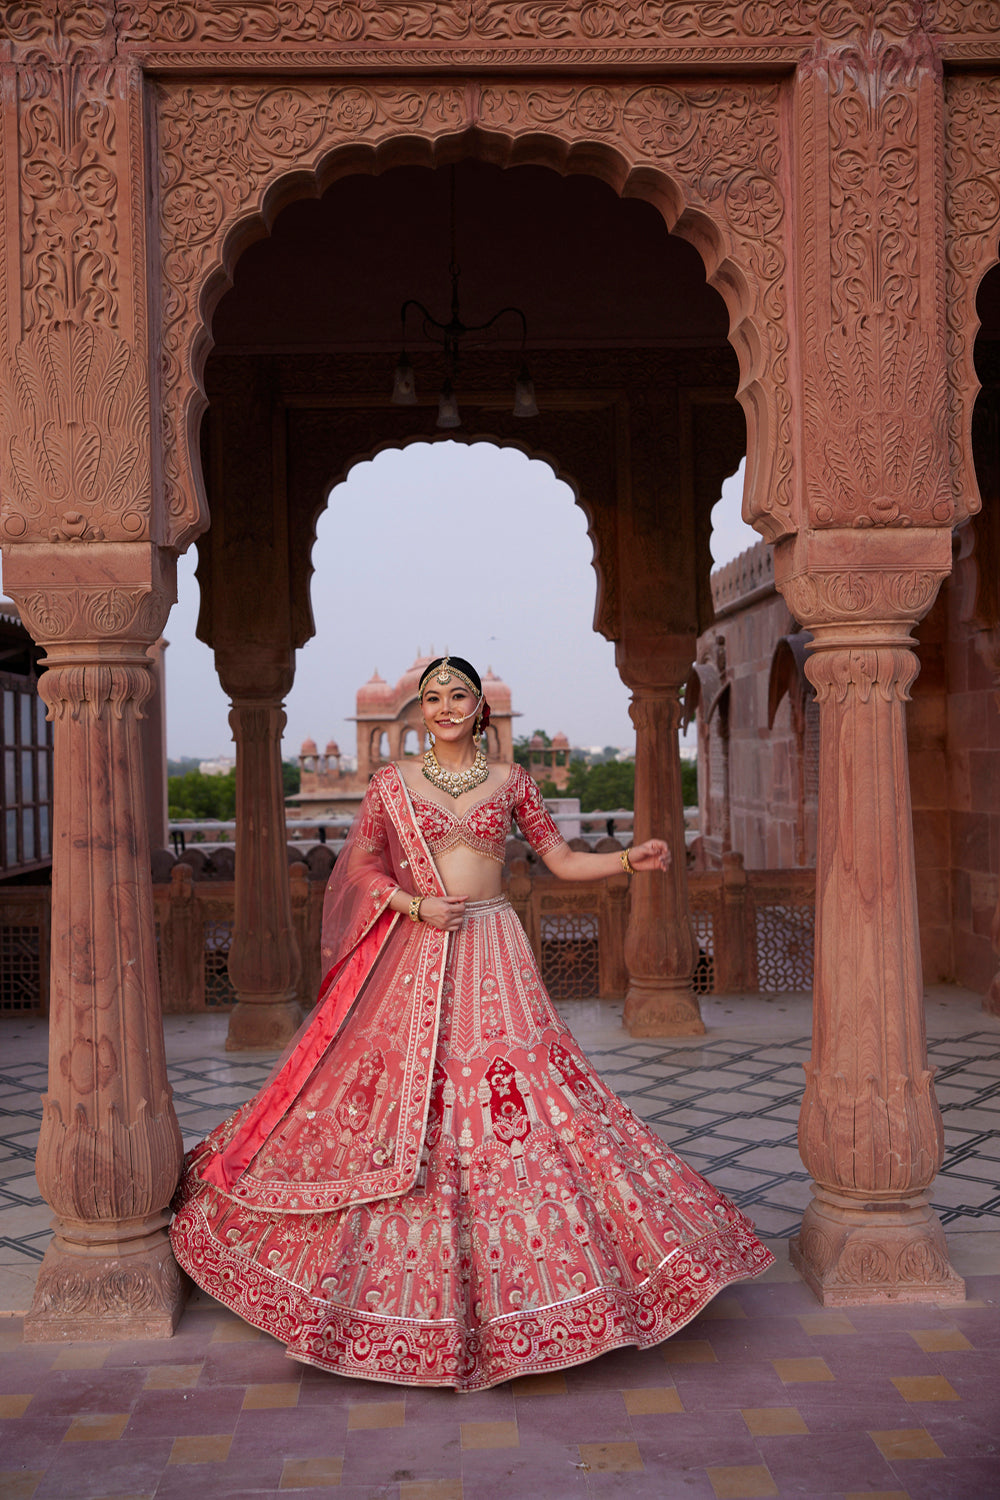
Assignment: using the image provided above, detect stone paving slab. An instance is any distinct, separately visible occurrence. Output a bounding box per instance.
[0,991,998,1496]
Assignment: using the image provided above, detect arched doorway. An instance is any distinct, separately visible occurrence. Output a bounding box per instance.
[192,156,745,1053]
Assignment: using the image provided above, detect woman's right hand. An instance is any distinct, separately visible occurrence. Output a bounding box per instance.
[418,895,467,932]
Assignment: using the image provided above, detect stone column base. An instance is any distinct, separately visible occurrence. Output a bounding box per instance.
[24,1231,185,1343]
[226,997,304,1051]
[624,981,705,1037]
[790,1190,966,1306]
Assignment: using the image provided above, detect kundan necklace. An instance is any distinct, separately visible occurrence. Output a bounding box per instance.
[422,746,489,798]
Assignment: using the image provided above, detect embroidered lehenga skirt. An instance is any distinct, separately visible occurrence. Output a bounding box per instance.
[170,896,772,1390]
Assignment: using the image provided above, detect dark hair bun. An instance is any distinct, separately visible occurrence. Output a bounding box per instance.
[421,656,482,695]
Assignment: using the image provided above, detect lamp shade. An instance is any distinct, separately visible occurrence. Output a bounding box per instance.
[513,365,539,419]
[436,380,461,429]
[391,354,417,405]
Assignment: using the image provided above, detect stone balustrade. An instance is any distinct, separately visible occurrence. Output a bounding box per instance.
[1,850,816,1019]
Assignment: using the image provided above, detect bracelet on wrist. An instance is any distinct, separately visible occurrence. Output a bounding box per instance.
[620,848,635,876]
[409,894,424,923]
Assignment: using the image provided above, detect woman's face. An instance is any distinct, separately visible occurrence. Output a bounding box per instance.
[420,681,479,747]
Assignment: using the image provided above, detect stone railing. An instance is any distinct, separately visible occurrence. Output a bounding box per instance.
[0,886,51,1015]
[1,850,815,1017]
[710,539,775,617]
[689,855,815,995]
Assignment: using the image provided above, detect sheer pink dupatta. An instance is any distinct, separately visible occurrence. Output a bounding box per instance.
[196,767,448,1207]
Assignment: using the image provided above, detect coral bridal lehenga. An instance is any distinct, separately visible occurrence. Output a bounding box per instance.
[170,761,773,1390]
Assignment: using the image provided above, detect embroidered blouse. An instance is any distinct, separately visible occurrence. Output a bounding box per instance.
[355,764,565,865]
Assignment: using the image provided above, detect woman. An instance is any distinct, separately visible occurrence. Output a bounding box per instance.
[170,656,772,1390]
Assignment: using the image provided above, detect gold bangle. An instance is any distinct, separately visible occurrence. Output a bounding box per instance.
[409,894,424,923]
[620,848,635,876]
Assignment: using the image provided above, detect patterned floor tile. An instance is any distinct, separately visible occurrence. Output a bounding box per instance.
[621,1385,685,1415]
[578,1440,643,1473]
[740,1406,809,1436]
[869,1428,946,1461]
[459,1420,519,1450]
[63,1413,131,1443]
[398,1482,464,1500]
[242,1380,300,1409]
[909,1327,975,1354]
[0,1394,33,1417]
[706,1462,778,1498]
[0,1004,998,1498]
[347,1398,405,1429]
[890,1376,960,1403]
[168,1431,233,1465]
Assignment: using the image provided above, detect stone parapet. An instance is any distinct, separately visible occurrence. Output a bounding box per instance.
[711,542,775,618]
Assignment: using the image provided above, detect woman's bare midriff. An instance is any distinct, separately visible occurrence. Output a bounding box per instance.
[433,846,504,902]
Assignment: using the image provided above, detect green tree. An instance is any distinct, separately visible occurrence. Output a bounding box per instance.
[282,760,301,797]
[681,758,698,807]
[577,758,635,812]
[167,769,237,821]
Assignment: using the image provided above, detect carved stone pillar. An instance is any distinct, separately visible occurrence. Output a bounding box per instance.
[143,638,169,852]
[216,652,303,1051]
[3,565,185,1340]
[617,639,703,1037]
[777,533,963,1305]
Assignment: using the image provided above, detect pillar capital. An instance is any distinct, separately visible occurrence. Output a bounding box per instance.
[774,529,951,646]
[215,643,296,706]
[628,687,684,737]
[1,544,176,661]
[615,632,698,695]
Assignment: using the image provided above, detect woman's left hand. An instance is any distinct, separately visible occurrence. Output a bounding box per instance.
[628,838,671,872]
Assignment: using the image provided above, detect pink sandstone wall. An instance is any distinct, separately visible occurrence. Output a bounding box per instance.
[699,542,1000,997]
[698,546,815,873]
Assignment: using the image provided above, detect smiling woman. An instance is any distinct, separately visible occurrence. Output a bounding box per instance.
[169,648,773,1390]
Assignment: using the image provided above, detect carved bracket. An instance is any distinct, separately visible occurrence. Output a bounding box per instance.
[1,318,151,545]
[796,22,953,530]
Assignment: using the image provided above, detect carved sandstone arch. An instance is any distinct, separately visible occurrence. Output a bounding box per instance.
[154,78,793,555]
[944,71,1000,527]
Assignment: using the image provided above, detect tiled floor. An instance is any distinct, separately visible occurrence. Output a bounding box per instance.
[0,988,998,1498]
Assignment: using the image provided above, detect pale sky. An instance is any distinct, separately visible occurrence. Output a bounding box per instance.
[2,445,758,761]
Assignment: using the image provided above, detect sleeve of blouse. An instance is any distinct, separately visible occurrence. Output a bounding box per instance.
[514,768,566,856]
[353,777,389,853]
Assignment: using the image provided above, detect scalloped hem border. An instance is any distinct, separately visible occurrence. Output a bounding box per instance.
[170,1203,775,1392]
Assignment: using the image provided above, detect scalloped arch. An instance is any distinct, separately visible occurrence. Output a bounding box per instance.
[305,431,609,647]
[156,78,792,553]
[943,73,1000,528]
